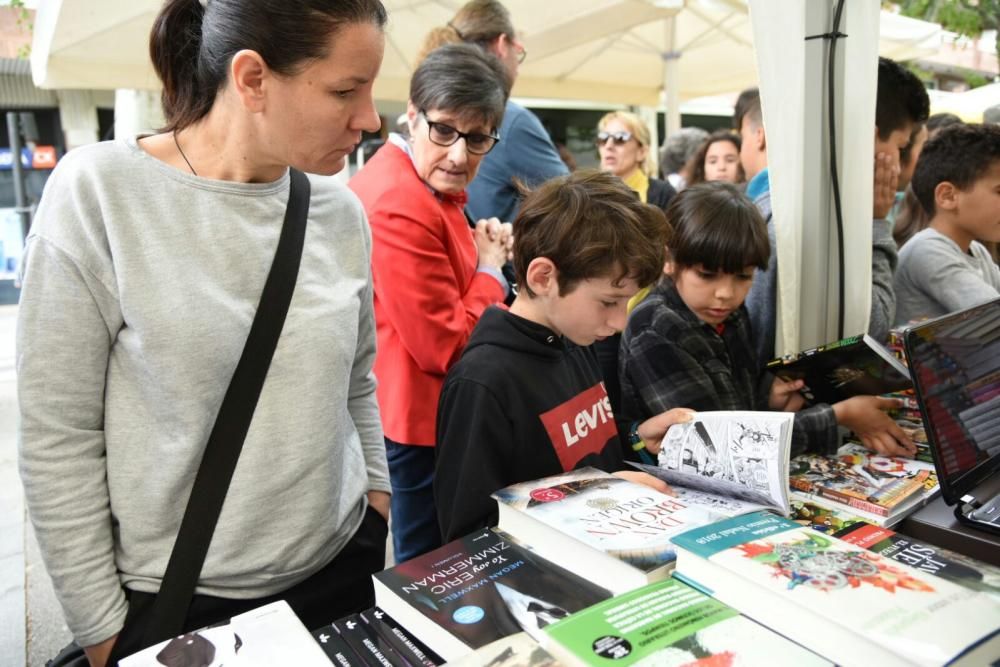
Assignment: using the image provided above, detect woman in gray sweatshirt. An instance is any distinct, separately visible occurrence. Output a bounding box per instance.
[17,1,392,664]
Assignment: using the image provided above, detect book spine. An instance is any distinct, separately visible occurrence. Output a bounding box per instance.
[817,487,890,517]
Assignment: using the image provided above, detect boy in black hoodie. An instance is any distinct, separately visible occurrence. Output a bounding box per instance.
[434,170,694,541]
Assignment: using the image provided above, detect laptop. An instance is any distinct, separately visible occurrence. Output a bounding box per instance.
[903,296,1000,537]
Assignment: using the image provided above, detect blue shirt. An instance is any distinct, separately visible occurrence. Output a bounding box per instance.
[466,101,568,223]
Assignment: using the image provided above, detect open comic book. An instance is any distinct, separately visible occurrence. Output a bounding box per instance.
[631,411,795,516]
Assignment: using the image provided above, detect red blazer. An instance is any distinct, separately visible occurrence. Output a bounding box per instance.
[349,142,505,446]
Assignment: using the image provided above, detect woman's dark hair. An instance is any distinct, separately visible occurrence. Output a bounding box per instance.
[410,43,508,130]
[687,130,744,187]
[150,0,388,132]
[666,182,770,273]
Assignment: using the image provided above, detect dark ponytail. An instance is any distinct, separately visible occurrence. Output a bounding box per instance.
[150,0,209,133]
[149,0,388,132]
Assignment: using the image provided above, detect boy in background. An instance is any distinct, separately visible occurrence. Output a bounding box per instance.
[619,183,915,461]
[894,123,1000,325]
[434,171,692,541]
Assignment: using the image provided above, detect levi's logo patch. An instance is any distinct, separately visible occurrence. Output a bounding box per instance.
[538,382,617,470]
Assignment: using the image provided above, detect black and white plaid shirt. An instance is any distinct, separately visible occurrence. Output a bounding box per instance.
[619,279,838,458]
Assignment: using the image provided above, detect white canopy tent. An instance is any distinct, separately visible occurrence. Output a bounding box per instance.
[29,0,942,353]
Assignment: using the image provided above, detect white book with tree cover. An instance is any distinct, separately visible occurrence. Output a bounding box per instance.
[632,411,795,516]
[492,468,739,594]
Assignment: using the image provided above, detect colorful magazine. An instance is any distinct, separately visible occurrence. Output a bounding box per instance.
[766,332,912,404]
[671,512,1000,667]
[373,529,611,662]
[542,578,830,666]
[788,442,939,526]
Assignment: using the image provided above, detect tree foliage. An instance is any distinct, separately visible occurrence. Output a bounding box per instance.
[897,0,1000,77]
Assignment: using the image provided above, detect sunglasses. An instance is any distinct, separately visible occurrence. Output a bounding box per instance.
[595,130,633,147]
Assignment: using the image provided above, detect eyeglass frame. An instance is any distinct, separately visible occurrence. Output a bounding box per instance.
[418,110,501,155]
[594,130,634,147]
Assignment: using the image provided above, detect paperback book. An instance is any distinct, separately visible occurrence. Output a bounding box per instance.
[542,577,830,666]
[788,442,939,526]
[445,632,559,667]
[120,600,331,666]
[632,411,795,515]
[373,529,612,662]
[832,522,1000,601]
[492,467,741,594]
[766,332,912,404]
[671,512,1000,667]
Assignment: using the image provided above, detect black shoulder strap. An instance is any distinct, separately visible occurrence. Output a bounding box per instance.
[133,168,311,652]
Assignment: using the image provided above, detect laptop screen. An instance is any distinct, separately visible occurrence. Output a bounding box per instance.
[904,297,1000,504]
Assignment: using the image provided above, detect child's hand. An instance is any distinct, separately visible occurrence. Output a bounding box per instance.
[769,376,806,412]
[612,470,676,496]
[832,395,917,458]
[873,152,900,220]
[637,408,696,454]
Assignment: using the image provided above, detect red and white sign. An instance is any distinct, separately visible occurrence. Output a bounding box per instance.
[538,382,617,471]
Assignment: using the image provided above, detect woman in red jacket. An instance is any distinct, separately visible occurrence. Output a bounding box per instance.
[350,44,511,562]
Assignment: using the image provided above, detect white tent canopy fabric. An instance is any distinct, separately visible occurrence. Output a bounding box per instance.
[32,0,942,107]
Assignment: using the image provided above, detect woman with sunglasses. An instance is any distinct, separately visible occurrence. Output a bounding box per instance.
[350,44,511,564]
[596,111,677,213]
[592,112,676,432]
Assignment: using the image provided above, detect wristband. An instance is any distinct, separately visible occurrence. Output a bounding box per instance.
[628,420,644,452]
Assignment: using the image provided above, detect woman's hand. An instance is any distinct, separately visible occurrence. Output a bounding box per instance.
[769,376,806,412]
[84,635,118,667]
[474,218,512,270]
[637,408,695,454]
[367,490,391,522]
[832,396,916,458]
[612,470,676,496]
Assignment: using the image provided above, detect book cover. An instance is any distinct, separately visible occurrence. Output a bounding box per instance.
[312,623,367,667]
[542,578,830,666]
[789,498,866,534]
[332,613,412,667]
[362,608,444,667]
[492,468,730,592]
[634,411,794,515]
[671,512,1000,667]
[120,600,331,666]
[788,442,938,526]
[373,529,612,661]
[766,333,912,404]
[445,632,559,667]
[832,522,1000,601]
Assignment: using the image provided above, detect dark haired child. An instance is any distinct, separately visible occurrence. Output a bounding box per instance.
[619,183,915,462]
[434,170,693,541]
[894,123,1000,326]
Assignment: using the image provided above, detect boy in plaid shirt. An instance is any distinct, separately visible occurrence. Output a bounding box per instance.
[620,183,915,459]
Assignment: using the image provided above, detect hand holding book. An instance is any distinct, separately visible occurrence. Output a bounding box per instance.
[831,396,916,458]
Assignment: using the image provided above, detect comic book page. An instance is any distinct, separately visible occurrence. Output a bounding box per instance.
[633,411,794,515]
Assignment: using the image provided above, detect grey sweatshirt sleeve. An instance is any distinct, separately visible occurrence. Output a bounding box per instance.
[868,219,898,342]
[350,225,391,494]
[17,236,128,646]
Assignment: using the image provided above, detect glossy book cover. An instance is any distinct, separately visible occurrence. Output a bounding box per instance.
[672,512,1000,667]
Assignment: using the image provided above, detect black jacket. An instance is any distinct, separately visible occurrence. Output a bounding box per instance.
[434,306,627,541]
[647,177,678,212]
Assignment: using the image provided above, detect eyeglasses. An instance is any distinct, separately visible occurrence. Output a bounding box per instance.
[595,130,633,147]
[420,111,499,155]
[515,44,527,64]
